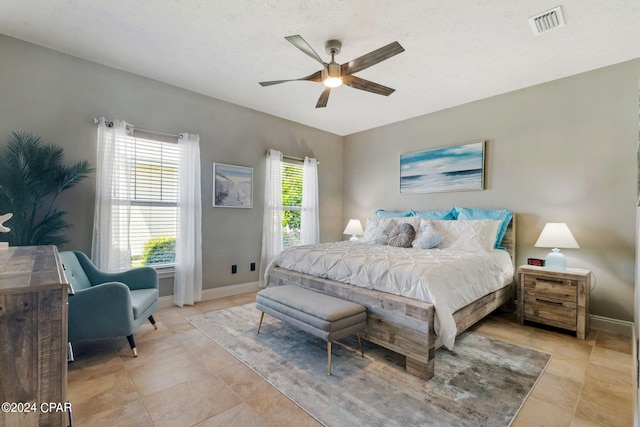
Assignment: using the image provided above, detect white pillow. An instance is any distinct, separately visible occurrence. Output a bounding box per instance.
[394,216,421,230]
[412,220,445,249]
[432,219,502,252]
[363,217,395,245]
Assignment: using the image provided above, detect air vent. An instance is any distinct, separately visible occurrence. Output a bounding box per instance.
[529,6,565,36]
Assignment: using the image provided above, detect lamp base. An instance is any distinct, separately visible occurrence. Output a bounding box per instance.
[349,235,359,242]
[545,248,567,270]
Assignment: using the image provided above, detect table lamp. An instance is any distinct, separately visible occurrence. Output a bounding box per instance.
[343,219,364,241]
[534,222,579,270]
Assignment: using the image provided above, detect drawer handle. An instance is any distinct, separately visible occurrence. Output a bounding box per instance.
[536,278,571,285]
[535,298,564,305]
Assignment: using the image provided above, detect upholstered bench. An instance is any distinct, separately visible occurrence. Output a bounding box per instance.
[256,285,367,375]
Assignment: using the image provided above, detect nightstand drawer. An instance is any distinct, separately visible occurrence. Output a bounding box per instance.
[523,295,577,331]
[523,275,577,303]
[517,265,591,339]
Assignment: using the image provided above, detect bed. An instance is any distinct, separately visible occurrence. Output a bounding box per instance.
[266,210,516,381]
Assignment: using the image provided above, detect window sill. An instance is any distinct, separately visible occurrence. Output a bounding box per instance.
[153,265,175,279]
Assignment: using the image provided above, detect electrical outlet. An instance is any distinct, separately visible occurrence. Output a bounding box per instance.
[231,264,237,274]
[250,262,256,271]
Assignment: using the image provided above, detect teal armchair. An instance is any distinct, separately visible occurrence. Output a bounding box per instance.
[59,250,159,357]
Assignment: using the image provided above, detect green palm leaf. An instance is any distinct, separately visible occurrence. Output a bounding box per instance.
[0,131,93,247]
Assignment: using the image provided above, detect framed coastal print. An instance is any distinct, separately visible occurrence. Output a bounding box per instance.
[213,163,253,208]
[400,141,485,194]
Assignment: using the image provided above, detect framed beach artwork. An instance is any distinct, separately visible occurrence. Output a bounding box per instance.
[213,163,253,208]
[400,141,485,194]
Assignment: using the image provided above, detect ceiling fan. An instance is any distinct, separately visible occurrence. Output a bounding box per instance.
[259,35,405,108]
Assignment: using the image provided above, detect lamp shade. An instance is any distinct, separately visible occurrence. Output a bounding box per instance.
[534,223,579,249]
[534,223,579,271]
[343,219,364,241]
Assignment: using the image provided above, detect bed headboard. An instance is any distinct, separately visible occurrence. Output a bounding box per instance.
[501,213,516,266]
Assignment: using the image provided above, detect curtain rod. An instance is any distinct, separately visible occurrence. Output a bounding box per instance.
[284,154,305,162]
[266,150,319,165]
[283,154,320,165]
[93,118,180,139]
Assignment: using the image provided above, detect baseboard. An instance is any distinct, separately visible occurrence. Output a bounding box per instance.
[590,314,634,337]
[157,281,260,309]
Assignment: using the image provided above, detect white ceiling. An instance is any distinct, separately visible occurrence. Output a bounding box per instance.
[2,1,640,136]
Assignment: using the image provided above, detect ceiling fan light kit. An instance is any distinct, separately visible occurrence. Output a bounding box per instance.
[323,40,343,88]
[259,35,404,108]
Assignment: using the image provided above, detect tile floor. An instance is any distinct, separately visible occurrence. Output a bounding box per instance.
[67,292,636,426]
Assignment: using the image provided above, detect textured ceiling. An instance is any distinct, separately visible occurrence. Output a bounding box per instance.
[2,1,640,136]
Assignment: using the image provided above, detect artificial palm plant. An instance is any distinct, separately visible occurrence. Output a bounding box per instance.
[0,131,93,246]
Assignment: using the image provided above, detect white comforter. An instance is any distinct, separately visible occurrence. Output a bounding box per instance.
[267,241,514,350]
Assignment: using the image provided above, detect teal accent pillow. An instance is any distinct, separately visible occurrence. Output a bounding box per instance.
[375,209,415,218]
[414,209,456,220]
[454,207,512,249]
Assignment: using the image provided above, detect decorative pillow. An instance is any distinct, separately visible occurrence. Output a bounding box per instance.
[413,208,456,220]
[432,219,502,252]
[363,217,395,245]
[375,209,415,218]
[412,220,445,249]
[454,207,512,249]
[388,223,416,248]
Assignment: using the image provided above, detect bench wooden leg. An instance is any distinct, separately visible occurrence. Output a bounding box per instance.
[356,331,364,357]
[257,312,265,334]
[327,341,332,376]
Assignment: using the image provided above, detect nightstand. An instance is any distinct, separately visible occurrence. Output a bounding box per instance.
[517,265,591,339]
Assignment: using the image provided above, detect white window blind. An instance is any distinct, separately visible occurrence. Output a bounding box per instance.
[128,135,179,266]
[281,160,303,248]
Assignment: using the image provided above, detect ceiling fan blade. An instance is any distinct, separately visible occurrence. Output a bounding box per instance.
[285,35,326,66]
[342,75,395,96]
[259,70,323,86]
[315,87,331,108]
[341,41,404,76]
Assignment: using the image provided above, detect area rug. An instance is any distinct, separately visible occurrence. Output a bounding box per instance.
[187,303,550,427]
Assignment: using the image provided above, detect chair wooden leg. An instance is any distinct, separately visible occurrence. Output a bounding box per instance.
[148,315,158,330]
[257,312,265,334]
[327,341,332,376]
[126,335,138,357]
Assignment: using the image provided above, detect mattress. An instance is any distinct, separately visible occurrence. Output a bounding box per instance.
[267,241,514,349]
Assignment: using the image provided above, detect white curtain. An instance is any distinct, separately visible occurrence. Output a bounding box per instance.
[259,149,283,285]
[92,118,135,272]
[300,156,319,245]
[173,133,203,307]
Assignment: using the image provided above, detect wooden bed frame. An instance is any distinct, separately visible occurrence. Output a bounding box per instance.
[267,215,516,381]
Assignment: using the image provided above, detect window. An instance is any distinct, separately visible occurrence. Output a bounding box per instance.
[281,161,303,248]
[94,120,201,284]
[260,149,318,284]
[128,134,179,267]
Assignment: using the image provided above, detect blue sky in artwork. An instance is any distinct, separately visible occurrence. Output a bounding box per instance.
[401,142,483,177]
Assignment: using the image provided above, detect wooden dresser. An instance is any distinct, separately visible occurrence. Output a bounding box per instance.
[0,245,70,427]
[517,265,591,339]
